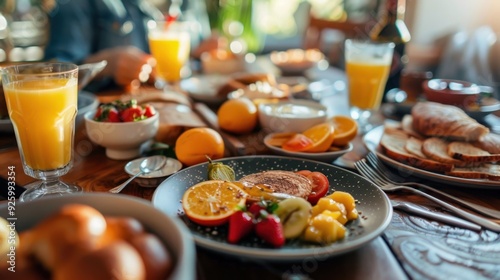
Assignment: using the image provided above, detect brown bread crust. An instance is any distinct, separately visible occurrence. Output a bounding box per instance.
[380,129,453,173]
[411,102,489,142]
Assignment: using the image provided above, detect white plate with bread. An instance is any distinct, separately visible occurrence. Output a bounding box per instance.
[363,102,500,188]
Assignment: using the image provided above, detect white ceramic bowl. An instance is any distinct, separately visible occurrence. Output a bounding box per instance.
[270,48,325,75]
[125,156,182,188]
[84,111,159,160]
[0,193,196,280]
[258,100,328,133]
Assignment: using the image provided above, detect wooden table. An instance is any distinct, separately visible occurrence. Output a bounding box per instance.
[1,67,500,280]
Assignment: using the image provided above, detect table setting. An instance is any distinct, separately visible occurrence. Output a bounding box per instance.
[1,39,500,280]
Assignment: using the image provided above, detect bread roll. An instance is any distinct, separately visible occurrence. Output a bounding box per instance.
[129,233,173,280]
[99,216,145,246]
[25,204,107,271]
[53,241,146,280]
[472,133,500,154]
[411,102,489,142]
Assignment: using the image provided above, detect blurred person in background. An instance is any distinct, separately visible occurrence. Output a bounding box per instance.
[44,0,213,92]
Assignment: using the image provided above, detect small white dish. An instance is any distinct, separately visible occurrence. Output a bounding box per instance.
[84,110,159,160]
[125,156,182,188]
[258,100,327,133]
[180,74,230,105]
[263,133,353,163]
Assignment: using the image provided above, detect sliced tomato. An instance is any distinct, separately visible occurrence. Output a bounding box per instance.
[297,170,329,205]
[282,134,314,152]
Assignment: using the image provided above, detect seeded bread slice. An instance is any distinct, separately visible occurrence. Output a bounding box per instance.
[446,164,500,181]
[448,141,500,163]
[380,129,453,173]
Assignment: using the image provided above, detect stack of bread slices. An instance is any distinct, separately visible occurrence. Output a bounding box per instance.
[380,102,500,181]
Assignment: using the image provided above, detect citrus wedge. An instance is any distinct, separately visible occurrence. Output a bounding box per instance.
[330,115,358,146]
[182,180,247,227]
[302,122,335,153]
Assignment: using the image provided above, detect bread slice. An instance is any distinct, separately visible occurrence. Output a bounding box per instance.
[380,129,453,173]
[411,102,489,142]
[405,137,428,159]
[422,137,469,167]
[446,164,500,181]
[448,141,500,163]
[401,115,424,139]
[472,133,500,154]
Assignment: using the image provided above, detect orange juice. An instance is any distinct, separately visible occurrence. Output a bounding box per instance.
[149,31,190,82]
[345,61,391,110]
[4,78,77,170]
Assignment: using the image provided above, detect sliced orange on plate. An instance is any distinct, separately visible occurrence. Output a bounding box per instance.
[330,115,358,147]
[182,180,247,227]
[302,122,335,153]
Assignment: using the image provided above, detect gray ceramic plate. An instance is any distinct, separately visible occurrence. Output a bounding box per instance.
[152,155,392,261]
[363,125,500,189]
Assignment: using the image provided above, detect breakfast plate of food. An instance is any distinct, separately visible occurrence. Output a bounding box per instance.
[364,102,500,189]
[152,155,392,261]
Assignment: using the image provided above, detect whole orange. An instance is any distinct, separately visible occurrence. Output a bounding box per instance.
[175,127,225,166]
[217,98,258,134]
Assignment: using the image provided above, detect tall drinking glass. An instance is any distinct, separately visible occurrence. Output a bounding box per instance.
[148,21,191,88]
[1,63,82,201]
[345,39,394,132]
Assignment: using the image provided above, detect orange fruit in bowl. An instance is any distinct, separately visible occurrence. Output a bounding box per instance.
[217,98,258,134]
[182,180,248,226]
[175,127,225,166]
[303,122,335,153]
[330,115,358,146]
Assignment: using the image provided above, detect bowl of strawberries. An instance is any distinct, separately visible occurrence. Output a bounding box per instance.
[84,99,159,160]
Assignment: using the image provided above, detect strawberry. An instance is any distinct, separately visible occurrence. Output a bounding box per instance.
[255,212,285,247]
[143,104,156,118]
[120,106,144,122]
[248,202,266,217]
[227,210,254,244]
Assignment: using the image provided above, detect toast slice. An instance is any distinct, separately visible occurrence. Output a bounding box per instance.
[448,141,500,163]
[405,137,428,159]
[380,129,453,173]
[446,164,500,181]
[401,115,424,139]
[472,133,500,154]
[422,137,469,167]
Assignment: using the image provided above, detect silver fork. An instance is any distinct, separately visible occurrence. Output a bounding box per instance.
[354,159,500,232]
[366,152,500,219]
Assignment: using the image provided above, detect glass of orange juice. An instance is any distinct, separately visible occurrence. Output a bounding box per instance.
[1,62,81,201]
[345,39,394,132]
[148,21,191,87]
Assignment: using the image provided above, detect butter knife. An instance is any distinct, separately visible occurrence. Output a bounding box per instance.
[391,200,481,231]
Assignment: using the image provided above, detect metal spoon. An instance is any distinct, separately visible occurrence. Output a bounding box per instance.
[109,155,167,193]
